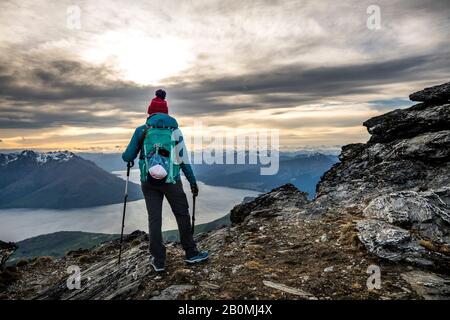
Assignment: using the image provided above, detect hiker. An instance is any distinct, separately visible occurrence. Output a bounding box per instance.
[122,89,208,272]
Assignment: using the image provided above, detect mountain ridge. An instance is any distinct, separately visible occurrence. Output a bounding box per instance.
[79,151,338,198]
[193,153,338,198]
[6,214,232,263]
[0,150,142,209]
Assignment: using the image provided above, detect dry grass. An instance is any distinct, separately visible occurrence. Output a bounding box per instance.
[78,255,92,264]
[15,259,29,268]
[31,256,53,266]
[339,222,360,246]
[0,267,20,289]
[419,240,435,251]
[438,244,450,256]
[131,239,142,246]
[244,260,262,270]
[418,240,450,256]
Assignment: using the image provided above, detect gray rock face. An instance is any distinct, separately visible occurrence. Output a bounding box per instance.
[314,131,450,213]
[401,271,450,300]
[356,219,425,263]
[150,285,194,300]
[0,241,17,269]
[314,82,450,268]
[363,189,450,227]
[409,82,450,104]
[363,103,450,143]
[34,232,153,300]
[230,183,308,224]
[359,189,450,266]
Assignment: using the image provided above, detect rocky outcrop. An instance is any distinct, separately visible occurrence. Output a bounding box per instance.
[356,188,450,267]
[313,133,450,214]
[409,82,450,105]
[314,82,450,268]
[401,271,450,300]
[34,232,152,300]
[230,183,308,224]
[363,104,450,143]
[363,189,450,228]
[7,184,446,300]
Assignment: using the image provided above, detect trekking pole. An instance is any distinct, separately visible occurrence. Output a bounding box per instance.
[191,194,197,235]
[118,160,134,265]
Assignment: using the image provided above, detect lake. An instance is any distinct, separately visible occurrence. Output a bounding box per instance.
[0,169,259,242]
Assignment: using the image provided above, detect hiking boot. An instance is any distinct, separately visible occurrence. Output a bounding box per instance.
[185,251,209,264]
[149,256,165,272]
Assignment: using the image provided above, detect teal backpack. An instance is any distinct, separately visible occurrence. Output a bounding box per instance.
[138,119,180,184]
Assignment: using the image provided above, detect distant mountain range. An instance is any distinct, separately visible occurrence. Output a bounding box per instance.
[79,151,338,198]
[78,152,130,173]
[193,153,338,198]
[0,150,142,209]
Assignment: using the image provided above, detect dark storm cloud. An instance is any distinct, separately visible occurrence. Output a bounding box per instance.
[167,53,450,115]
[1,52,449,129]
[0,59,156,128]
[0,60,152,104]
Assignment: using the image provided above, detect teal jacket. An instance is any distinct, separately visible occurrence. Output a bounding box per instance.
[122,113,197,185]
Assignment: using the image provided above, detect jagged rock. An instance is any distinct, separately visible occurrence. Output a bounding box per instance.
[200,282,220,290]
[314,129,450,214]
[357,189,450,267]
[363,103,450,143]
[119,230,148,242]
[150,285,194,300]
[313,82,450,268]
[356,219,428,264]
[385,131,450,162]
[409,82,450,104]
[363,189,450,228]
[323,266,334,272]
[34,233,152,300]
[230,184,308,223]
[401,271,450,300]
[263,280,316,299]
[170,268,194,282]
[0,241,17,269]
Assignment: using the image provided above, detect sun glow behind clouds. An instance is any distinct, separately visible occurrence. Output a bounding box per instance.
[82,31,193,85]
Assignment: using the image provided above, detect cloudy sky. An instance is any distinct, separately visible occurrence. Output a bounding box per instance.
[0,0,449,152]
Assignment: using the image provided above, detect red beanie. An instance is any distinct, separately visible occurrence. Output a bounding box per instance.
[147,97,168,115]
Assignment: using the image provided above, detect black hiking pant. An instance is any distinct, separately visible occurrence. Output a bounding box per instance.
[141,180,198,266]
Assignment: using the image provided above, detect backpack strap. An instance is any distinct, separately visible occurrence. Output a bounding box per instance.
[155,119,165,128]
[138,125,150,159]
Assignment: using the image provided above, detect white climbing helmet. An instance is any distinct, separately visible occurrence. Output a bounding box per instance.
[148,164,168,179]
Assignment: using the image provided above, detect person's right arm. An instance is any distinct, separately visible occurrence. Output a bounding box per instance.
[122,126,145,163]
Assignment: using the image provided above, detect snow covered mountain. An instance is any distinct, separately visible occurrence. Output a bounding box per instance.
[0,150,142,209]
[0,150,74,167]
